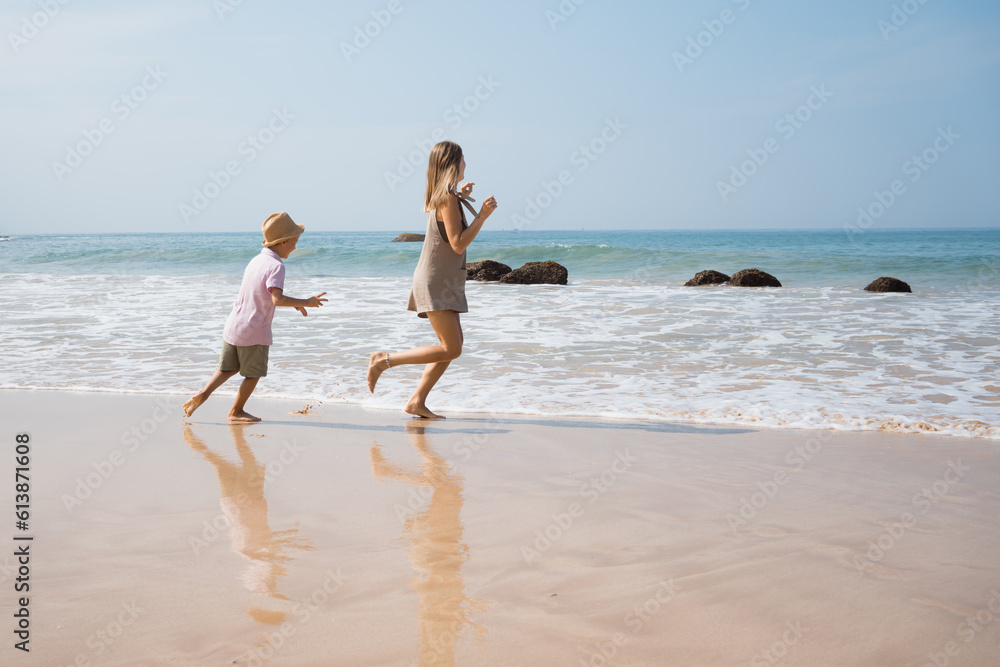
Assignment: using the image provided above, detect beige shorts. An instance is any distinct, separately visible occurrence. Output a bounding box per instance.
[219,341,269,378]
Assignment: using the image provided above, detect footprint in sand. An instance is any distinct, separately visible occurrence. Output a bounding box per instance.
[910,597,981,616]
[814,544,902,579]
[858,561,900,578]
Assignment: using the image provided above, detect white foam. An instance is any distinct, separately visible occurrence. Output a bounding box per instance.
[1,274,998,439]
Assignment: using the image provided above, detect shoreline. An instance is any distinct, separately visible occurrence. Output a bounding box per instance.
[4,389,1000,665]
[3,386,997,441]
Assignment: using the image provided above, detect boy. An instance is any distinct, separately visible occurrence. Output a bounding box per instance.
[183,211,327,423]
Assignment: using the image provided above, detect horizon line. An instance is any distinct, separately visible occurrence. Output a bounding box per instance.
[7,226,1000,237]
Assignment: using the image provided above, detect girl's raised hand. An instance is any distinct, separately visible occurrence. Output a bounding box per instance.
[479,195,498,220]
[460,182,475,198]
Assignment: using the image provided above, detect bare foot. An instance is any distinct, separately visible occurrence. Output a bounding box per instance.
[405,401,445,420]
[229,410,261,424]
[367,352,388,393]
[183,394,207,417]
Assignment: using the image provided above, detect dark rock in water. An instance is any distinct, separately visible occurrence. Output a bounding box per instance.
[864,276,912,293]
[729,268,782,287]
[392,233,425,242]
[498,261,568,285]
[466,259,512,282]
[684,270,730,286]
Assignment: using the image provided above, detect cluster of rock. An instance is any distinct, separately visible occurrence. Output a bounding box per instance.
[863,277,911,293]
[391,233,425,242]
[392,236,912,291]
[683,270,730,286]
[683,269,912,292]
[466,260,511,282]
[391,234,570,284]
[683,268,782,287]
[466,260,568,285]
[730,268,782,287]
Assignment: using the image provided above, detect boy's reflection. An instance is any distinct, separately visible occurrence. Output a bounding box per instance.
[184,425,313,625]
[370,423,489,666]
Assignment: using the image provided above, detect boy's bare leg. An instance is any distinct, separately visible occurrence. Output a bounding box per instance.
[184,369,238,417]
[229,377,261,423]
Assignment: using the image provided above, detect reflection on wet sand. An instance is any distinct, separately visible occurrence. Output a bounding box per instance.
[371,422,490,666]
[184,425,313,626]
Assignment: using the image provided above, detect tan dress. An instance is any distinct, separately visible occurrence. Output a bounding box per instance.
[407,204,469,318]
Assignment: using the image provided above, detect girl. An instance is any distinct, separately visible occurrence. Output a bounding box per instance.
[367,141,498,419]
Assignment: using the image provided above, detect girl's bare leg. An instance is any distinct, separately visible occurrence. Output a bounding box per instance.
[405,361,451,419]
[406,312,463,419]
[367,311,463,418]
[367,310,464,394]
[184,369,238,417]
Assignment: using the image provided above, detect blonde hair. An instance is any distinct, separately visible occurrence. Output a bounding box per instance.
[423,141,463,212]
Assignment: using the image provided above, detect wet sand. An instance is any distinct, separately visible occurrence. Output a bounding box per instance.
[2,390,999,666]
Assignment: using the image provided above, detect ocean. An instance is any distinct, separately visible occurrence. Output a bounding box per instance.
[2,228,998,438]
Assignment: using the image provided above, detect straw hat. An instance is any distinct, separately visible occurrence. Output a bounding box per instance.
[261,211,305,247]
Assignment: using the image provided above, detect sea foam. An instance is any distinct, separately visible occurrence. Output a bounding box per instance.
[2,273,997,439]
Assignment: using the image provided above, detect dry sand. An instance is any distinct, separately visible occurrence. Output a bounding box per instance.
[1,390,999,666]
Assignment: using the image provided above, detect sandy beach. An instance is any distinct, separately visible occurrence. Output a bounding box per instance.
[5,0,999,664]
[0,389,997,666]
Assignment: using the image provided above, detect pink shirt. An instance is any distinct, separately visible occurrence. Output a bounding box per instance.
[222,248,286,346]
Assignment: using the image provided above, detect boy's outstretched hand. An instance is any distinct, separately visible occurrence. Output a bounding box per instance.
[296,292,328,317]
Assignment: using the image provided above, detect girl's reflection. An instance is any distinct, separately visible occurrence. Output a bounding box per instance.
[184,425,313,625]
[370,423,489,666]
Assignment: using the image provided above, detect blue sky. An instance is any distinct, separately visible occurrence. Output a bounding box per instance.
[2,0,998,233]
